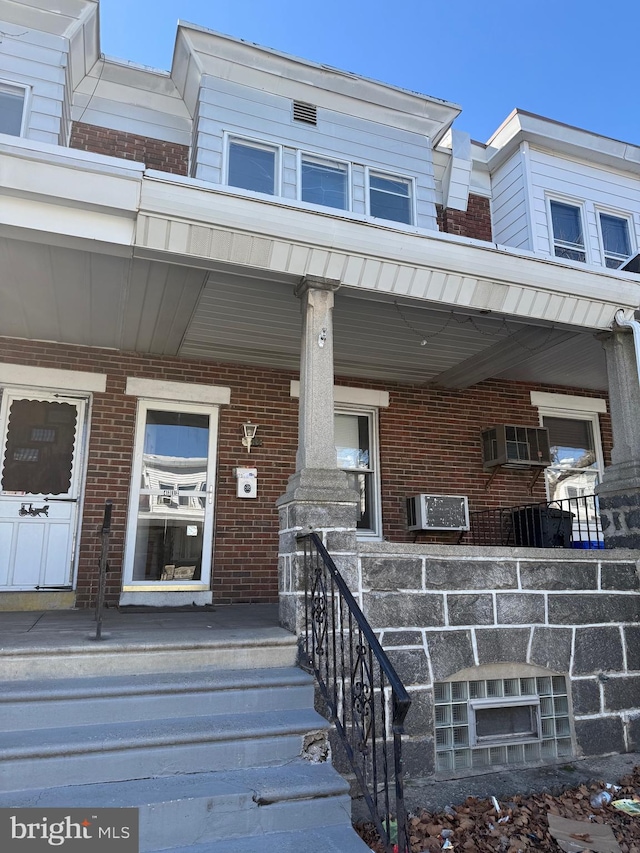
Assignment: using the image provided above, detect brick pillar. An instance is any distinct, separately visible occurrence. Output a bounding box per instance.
[276,276,358,633]
[596,328,640,547]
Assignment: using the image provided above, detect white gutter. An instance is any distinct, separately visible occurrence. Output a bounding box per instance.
[615,309,640,385]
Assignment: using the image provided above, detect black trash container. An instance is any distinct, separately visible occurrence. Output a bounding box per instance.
[511,506,574,548]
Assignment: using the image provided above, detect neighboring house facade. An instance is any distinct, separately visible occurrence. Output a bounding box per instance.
[1,0,639,778]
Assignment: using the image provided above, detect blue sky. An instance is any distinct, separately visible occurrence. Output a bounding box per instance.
[99,0,639,145]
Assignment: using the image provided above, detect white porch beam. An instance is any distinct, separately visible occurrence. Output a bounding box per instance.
[430,326,578,389]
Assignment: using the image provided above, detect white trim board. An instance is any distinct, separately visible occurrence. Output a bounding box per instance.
[0,363,106,393]
[125,376,231,405]
[290,380,389,408]
[530,391,607,413]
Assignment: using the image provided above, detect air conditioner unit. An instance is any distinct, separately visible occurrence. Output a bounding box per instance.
[406,494,470,531]
[481,425,551,471]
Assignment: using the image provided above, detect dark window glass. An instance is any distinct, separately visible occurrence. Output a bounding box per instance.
[550,201,585,261]
[301,157,347,209]
[1,400,77,494]
[369,173,412,224]
[228,141,276,195]
[0,84,25,136]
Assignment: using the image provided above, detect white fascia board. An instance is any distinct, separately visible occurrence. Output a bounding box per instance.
[175,24,460,142]
[290,381,389,408]
[125,377,231,405]
[1,196,135,248]
[2,156,141,214]
[0,362,106,393]
[530,391,607,413]
[486,110,640,177]
[0,134,145,178]
[136,175,640,328]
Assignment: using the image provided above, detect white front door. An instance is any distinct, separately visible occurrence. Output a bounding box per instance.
[122,401,219,591]
[0,390,87,589]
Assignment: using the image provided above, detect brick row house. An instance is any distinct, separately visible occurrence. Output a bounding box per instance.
[1,0,639,779]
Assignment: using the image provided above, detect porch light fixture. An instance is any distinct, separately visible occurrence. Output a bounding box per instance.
[241,421,260,453]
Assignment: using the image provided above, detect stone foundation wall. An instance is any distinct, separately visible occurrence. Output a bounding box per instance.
[348,542,640,778]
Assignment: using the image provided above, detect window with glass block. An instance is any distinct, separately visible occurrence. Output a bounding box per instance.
[434,675,572,773]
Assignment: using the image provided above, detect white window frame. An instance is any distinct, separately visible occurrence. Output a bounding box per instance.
[595,207,635,269]
[297,150,351,211]
[223,132,282,197]
[365,167,415,226]
[0,79,30,138]
[546,196,589,264]
[334,404,382,540]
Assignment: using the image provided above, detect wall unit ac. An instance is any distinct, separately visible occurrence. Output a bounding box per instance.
[406,494,470,532]
[481,425,551,471]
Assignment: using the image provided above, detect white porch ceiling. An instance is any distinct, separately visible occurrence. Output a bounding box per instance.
[0,236,608,390]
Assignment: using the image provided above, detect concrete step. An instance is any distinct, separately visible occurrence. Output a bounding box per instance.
[0,708,328,792]
[166,824,373,853]
[0,635,298,680]
[0,667,314,730]
[0,761,354,851]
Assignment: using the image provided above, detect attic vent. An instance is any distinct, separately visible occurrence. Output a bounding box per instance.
[293,101,317,125]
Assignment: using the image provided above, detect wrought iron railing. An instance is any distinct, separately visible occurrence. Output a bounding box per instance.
[297,532,412,853]
[463,493,604,549]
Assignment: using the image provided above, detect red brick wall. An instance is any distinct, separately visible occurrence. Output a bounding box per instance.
[437,194,493,242]
[0,337,610,605]
[69,122,189,176]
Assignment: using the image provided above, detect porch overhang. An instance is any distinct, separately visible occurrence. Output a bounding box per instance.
[2,138,639,388]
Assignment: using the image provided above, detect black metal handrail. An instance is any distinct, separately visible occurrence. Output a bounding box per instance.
[297,531,412,853]
[463,493,604,549]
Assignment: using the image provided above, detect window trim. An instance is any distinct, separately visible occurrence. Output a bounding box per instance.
[546,196,589,264]
[0,79,30,138]
[296,150,351,211]
[334,404,382,540]
[596,207,635,269]
[365,166,415,226]
[223,132,282,197]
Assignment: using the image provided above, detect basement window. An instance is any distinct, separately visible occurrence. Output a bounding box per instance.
[434,675,572,774]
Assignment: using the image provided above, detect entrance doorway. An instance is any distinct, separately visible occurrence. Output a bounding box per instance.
[122,401,219,597]
[0,390,87,589]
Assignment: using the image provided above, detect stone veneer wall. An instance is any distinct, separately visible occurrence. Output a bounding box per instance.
[342,542,640,778]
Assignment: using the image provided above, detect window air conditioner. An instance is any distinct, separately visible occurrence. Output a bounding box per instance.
[481,425,551,471]
[406,494,470,531]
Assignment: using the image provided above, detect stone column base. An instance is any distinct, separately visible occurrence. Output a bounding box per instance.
[277,468,358,635]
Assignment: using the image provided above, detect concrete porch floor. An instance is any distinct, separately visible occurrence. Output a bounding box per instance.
[0,604,296,678]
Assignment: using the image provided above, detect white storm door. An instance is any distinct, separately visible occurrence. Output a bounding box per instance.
[0,391,87,589]
[123,401,219,589]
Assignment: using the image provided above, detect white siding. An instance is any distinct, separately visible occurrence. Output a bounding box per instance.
[491,151,530,250]
[192,76,438,229]
[528,148,640,267]
[72,59,192,146]
[0,23,69,144]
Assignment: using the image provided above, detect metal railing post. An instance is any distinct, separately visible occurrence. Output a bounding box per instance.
[94,500,113,641]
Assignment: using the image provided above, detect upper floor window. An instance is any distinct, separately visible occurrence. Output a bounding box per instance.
[549,200,585,262]
[598,212,631,269]
[227,138,277,195]
[369,171,413,225]
[0,81,28,137]
[301,154,348,210]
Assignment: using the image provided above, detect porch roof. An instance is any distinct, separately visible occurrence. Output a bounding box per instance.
[1,137,638,389]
